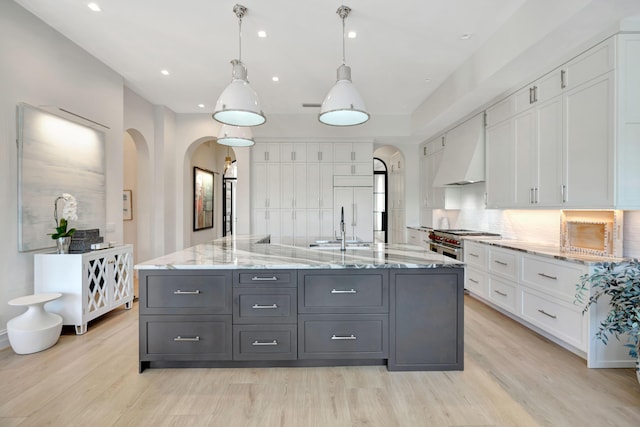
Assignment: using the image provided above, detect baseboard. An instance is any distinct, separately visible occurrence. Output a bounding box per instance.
[0,328,10,351]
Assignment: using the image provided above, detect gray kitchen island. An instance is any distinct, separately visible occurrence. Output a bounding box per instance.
[135,236,464,372]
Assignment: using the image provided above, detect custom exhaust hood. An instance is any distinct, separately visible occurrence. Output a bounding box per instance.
[432,112,485,186]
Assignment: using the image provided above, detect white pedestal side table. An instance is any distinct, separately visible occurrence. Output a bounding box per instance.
[7,293,63,354]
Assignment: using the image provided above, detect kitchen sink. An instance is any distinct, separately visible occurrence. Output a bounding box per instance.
[309,240,372,250]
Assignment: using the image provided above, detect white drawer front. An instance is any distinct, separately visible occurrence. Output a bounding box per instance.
[520,288,586,351]
[465,267,486,297]
[488,277,517,313]
[488,248,518,280]
[521,256,586,301]
[464,242,486,268]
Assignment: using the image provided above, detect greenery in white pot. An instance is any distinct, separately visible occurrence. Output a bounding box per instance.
[576,260,640,373]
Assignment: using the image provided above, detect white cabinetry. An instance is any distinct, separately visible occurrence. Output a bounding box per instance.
[34,245,134,334]
[306,143,333,163]
[280,163,307,209]
[333,142,373,175]
[389,152,405,244]
[279,143,306,163]
[485,34,640,209]
[466,242,633,368]
[252,209,282,243]
[334,186,373,242]
[252,143,280,163]
[420,136,461,210]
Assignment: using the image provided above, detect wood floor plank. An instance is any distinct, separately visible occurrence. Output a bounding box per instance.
[1,296,639,427]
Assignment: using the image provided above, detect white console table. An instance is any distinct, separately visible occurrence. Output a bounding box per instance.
[34,245,134,334]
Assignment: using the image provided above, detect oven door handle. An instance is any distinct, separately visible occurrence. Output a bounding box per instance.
[429,242,461,253]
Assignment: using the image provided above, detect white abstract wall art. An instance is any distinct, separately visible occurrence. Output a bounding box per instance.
[17,103,106,252]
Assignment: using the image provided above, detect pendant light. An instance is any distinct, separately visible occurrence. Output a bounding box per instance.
[319,5,369,127]
[212,4,266,127]
[217,124,255,147]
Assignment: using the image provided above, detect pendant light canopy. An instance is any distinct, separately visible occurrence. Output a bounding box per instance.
[217,124,255,147]
[212,4,266,127]
[319,5,369,127]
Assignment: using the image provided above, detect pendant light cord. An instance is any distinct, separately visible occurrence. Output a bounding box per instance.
[238,15,243,63]
[341,14,346,65]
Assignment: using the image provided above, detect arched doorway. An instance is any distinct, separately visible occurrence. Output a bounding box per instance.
[373,158,388,243]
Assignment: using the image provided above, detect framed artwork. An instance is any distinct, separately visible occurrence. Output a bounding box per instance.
[194,167,214,231]
[123,190,133,221]
[17,103,106,251]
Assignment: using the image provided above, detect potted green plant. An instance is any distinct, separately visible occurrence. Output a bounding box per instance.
[48,193,78,254]
[576,259,640,384]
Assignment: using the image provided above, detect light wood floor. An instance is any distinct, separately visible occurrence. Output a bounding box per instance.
[1,296,638,427]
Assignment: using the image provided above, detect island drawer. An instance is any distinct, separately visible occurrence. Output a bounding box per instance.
[233,288,297,324]
[298,314,388,359]
[298,270,389,314]
[140,315,232,359]
[139,271,232,315]
[235,270,296,287]
[233,325,297,360]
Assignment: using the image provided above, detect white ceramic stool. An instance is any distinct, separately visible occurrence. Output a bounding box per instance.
[7,293,63,354]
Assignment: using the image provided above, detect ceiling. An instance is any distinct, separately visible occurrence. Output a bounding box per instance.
[12,0,640,140]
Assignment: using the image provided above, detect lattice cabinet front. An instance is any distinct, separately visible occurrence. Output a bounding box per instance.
[34,245,134,334]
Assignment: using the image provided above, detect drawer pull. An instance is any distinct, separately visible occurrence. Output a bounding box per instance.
[537,273,558,280]
[468,278,479,284]
[251,276,278,281]
[252,303,278,309]
[252,340,278,346]
[331,288,357,294]
[537,309,557,319]
[494,260,508,266]
[173,290,201,295]
[468,253,479,258]
[173,336,200,342]
[494,290,508,297]
[331,334,357,340]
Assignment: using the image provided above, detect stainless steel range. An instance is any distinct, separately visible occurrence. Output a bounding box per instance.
[428,229,501,260]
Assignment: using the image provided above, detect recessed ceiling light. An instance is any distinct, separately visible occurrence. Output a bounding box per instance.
[198,104,205,108]
[257,30,267,38]
[272,76,279,82]
[160,69,170,75]
[348,31,357,39]
[459,33,472,40]
[87,3,101,12]
[425,78,432,83]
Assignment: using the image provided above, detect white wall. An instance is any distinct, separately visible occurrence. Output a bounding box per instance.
[0,1,124,345]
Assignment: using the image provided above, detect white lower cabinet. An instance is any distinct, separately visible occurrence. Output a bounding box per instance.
[467,242,633,368]
[34,245,134,334]
[519,286,586,351]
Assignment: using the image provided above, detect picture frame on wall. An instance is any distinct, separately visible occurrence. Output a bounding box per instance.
[194,167,214,231]
[123,190,133,221]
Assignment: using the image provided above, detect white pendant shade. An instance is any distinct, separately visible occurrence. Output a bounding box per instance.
[319,64,369,126]
[213,60,266,127]
[217,124,255,147]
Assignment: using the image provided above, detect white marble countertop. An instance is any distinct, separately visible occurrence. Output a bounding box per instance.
[464,237,626,265]
[135,235,464,270]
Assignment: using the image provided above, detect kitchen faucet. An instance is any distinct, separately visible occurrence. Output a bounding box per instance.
[340,206,346,251]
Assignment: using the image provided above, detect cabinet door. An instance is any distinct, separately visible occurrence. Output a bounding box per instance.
[353,187,373,242]
[279,143,306,162]
[280,209,307,246]
[514,109,536,207]
[252,143,280,162]
[485,120,515,207]
[388,269,464,371]
[306,142,333,162]
[352,143,372,162]
[333,143,353,162]
[252,209,281,242]
[307,209,334,242]
[111,249,133,307]
[281,163,306,209]
[253,163,280,208]
[563,73,614,207]
[535,95,564,206]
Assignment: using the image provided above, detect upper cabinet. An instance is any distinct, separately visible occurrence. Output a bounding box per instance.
[485,34,640,209]
[279,143,307,163]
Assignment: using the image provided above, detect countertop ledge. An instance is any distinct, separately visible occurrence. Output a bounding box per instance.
[135,235,464,270]
[463,237,627,265]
